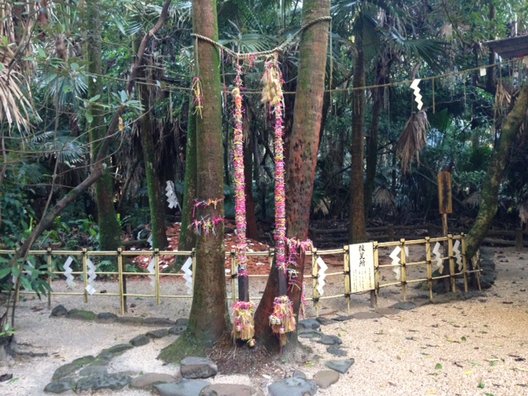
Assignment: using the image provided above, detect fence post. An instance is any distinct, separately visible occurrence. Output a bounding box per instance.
[46,247,53,309]
[312,248,319,316]
[343,245,351,314]
[191,248,196,290]
[371,242,379,308]
[117,248,125,315]
[400,239,407,301]
[425,237,434,302]
[154,249,160,305]
[82,248,88,303]
[230,250,237,303]
[447,234,456,293]
[460,234,469,293]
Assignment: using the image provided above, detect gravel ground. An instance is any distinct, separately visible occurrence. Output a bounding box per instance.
[1,247,527,395]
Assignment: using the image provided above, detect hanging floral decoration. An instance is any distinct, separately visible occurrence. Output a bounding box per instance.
[269,295,296,347]
[231,62,255,345]
[192,76,204,117]
[190,198,224,236]
[261,56,296,342]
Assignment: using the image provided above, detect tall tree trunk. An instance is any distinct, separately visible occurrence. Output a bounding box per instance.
[138,60,167,250]
[466,85,528,260]
[254,0,330,351]
[86,0,121,250]
[161,0,228,359]
[177,109,198,265]
[349,34,367,243]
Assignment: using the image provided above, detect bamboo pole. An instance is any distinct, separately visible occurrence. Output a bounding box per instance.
[373,242,380,303]
[82,248,88,303]
[117,248,125,314]
[371,242,378,307]
[461,233,469,293]
[447,234,456,293]
[46,247,52,309]
[154,249,160,305]
[400,239,407,301]
[343,245,351,314]
[312,248,320,316]
[425,237,434,302]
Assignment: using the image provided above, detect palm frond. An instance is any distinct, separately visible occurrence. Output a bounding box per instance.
[396,110,429,174]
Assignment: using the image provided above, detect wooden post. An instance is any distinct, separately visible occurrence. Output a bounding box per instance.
[344,245,351,314]
[438,170,453,236]
[400,239,407,301]
[154,249,160,305]
[230,250,237,303]
[82,248,88,303]
[447,234,456,293]
[425,237,434,302]
[117,248,125,314]
[515,229,523,249]
[371,242,379,308]
[460,234,469,293]
[191,248,196,290]
[46,247,53,309]
[312,248,319,316]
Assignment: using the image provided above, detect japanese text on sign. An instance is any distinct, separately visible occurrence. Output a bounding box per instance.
[349,242,375,293]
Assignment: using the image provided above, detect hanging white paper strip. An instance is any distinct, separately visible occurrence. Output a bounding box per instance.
[433,242,443,272]
[479,67,487,76]
[316,257,328,296]
[147,258,156,288]
[165,180,181,210]
[63,256,76,289]
[389,246,409,280]
[181,257,193,294]
[410,79,423,110]
[453,240,462,271]
[85,258,97,295]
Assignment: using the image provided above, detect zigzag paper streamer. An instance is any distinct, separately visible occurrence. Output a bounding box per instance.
[433,242,443,272]
[390,246,409,280]
[165,180,181,210]
[181,257,193,294]
[63,256,76,289]
[453,240,462,271]
[410,79,423,110]
[316,257,328,296]
[85,258,97,295]
[147,258,156,288]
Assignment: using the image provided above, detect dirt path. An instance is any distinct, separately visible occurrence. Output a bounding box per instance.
[1,247,527,395]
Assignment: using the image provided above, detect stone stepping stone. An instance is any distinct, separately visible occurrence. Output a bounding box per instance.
[154,379,209,396]
[325,358,355,374]
[298,319,321,331]
[97,312,118,322]
[44,378,75,394]
[315,317,334,325]
[130,334,150,347]
[292,370,307,379]
[390,301,417,311]
[298,330,322,339]
[146,328,169,338]
[144,317,176,326]
[130,373,180,389]
[66,309,96,321]
[75,372,131,392]
[268,377,317,396]
[169,325,187,335]
[199,383,260,396]
[50,305,68,317]
[52,355,95,380]
[317,334,342,345]
[97,343,133,360]
[352,311,382,320]
[313,369,339,389]
[326,345,347,357]
[375,307,399,316]
[79,365,107,377]
[181,356,218,379]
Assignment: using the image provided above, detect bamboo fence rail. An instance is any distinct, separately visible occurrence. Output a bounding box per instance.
[0,234,481,315]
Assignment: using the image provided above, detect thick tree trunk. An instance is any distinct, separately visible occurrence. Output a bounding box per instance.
[186,0,229,345]
[177,109,198,266]
[138,63,167,250]
[254,0,330,352]
[466,85,528,260]
[86,0,120,250]
[349,36,367,243]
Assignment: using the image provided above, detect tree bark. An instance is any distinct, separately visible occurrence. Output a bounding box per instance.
[349,32,367,243]
[185,0,229,345]
[86,0,121,250]
[466,85,528,260]
[138,60,167,250]
[254,0,330,351]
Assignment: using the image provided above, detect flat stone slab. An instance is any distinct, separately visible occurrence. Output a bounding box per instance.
[268,377,317,396]
[130,373,180,389]
[130,334,150,347]
[50,305,68,317]
[169,325,187,335]
[298,330,322,339]
[78,365,107,377]
[352,311,382,320]
[52,355,95,380]
[97,312,118,322]
[147,328,169,338]
[97,344,133,360]
[44,379,74,393]
[298,319,321,331]
[325,358,355,374]
[75,372,131,392]
[66,309,96,321]
[375,307,400,316]
[144,317,176,326]
[315,317,334,325]
[317,335,342,345]
[154,379,210,396]
[326,345,347,357]
[390,301,417,311]
[199,383,259,396]
[181,357,218,379]
[313,370,339,388]
[292,370,307,379]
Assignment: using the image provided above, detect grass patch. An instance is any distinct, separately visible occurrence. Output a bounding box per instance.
[158,333,206,363]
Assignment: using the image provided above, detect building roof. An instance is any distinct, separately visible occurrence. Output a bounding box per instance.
[485,35,528,59]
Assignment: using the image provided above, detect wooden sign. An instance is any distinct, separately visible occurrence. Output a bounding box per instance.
[437,171,453,214]
[349,242,375,293]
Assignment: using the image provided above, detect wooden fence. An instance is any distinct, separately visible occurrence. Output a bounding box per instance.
[0,234,481,315]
